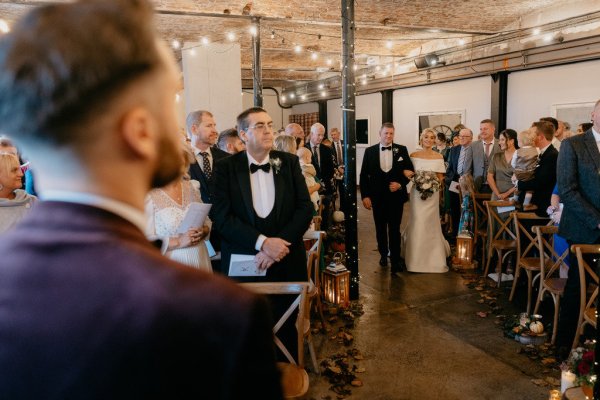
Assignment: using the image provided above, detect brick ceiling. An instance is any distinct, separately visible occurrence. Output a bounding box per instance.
[0,0,595,89]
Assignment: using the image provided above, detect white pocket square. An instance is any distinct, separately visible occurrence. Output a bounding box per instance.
[397,156,403,161]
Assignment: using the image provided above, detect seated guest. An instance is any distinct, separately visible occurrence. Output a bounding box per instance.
[0,1,281,398]
[217,128,245,155]
[297,147,321,213]
[273,134,297,154]
[146,142,212,271]
[0,153,36,233]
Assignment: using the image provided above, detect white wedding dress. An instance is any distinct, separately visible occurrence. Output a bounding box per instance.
[403,158,450,273]
[145,179,212,272]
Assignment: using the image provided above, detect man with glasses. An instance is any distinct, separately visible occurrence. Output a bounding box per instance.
[446,128,474,241]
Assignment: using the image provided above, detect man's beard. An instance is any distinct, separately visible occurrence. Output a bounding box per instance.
[150,131,183,189]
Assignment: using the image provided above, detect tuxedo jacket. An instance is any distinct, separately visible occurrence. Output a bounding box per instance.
[518,144,558,217]
[359,143,414,204]
[211,150,314,282]
[445,145,473,186]
[305,142,336,194]
[189,146,230,203]
[558,130,600,243]
[471,139,501,189]
[0,201,282,399]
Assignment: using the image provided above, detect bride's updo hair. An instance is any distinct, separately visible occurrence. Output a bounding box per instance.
[419,128,437,144]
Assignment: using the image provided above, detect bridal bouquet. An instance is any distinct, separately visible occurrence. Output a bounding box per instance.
[412,170,441,200]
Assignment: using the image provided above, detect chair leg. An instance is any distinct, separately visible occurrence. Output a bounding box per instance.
[306,334,319,374]
[533,288,544,315]
[495,250,503,288]
[483,246,494,277]
[525,270,533,315]
[509,265,521,302]
[572,317,586,349]
[551,295,560,345]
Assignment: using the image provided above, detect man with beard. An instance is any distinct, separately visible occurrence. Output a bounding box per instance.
[0,1,282,399]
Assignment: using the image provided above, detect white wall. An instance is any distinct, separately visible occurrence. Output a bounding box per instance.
[394,77,492,153]
[242,87,292,131]
[506,59,600,132]
[327,92,382,180]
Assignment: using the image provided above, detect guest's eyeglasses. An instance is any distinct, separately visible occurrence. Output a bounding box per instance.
[248,122,274,132]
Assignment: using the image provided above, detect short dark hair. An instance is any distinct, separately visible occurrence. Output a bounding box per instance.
[436,132,446,142]
[539,117,559,131]
[498,129,519,150]
[532,121,555,141]
[580,122,593,132]
[237,107,267,133]
[380,122,394,131]
[480,119,495,127]
[217,128,240,150]
[0,0,161,147]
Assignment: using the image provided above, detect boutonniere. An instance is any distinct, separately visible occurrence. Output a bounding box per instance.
[269,157,282,174]
[393,147,399,155]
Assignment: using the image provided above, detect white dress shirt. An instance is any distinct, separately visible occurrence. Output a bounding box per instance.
[247,153,275,251]
[193,146,212,172]
[380,144,392,172]
[593,127,600,153]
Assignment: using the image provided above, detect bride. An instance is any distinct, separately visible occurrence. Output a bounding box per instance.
[403,128,450,273]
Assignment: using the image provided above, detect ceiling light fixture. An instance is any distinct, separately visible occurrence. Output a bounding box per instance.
[281,95,287,102]
[414,54,444,69]
[321,91,327,97]
[290,93,296,99]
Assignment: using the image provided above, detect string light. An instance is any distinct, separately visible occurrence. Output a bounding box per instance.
[227,32,236,41]
[532,28,541,35]
[311,52,318,60]
[294,45,302,53]
[0,20,8,34]
[321,91,327,97]
[249,25,258,36]
[171,39,181,49]
[289,93,295,99]
[201,37,209,45]
[386,40,393,49]
[458,38,466,46]
[326,58,333,66]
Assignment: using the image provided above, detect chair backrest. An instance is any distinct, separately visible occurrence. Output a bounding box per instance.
[513,212,546,261]
[572,244,600,323]
[484,200,517,242]
[240,282,310,367]
[472,192,491,233]
[304,230,324,286]
[534,225,568,281]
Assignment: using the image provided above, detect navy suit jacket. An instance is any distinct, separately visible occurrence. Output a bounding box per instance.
[211,150,314,282]
[189,146,230,203]
[359,143,414,204]
[518,144,558,217]
[558,130,600,243]
[445,145,473,186]
[0,202,282,399]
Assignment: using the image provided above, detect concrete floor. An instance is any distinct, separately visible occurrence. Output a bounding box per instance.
[304,201,553,400]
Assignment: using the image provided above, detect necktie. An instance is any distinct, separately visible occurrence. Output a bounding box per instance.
[250,163,270,174]
[457,147,466,175]
[484,142,491,157]
[382,146,392,151]
[336,142,343,163]
[312,146,320,167]
[200,152,212,180]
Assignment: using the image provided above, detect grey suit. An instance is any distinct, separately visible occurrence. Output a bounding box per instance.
[471,139,501,191]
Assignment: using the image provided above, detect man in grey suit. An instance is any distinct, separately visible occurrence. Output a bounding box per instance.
[471,119,501,192]
[555,99,600,355]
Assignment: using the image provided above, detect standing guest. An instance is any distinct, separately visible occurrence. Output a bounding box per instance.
[516,121,558,217]
[360,122,414,274]
[329,127,346,212]
[576,122,593,135]
[217,128,245,155]
[540,117,562,151]
[511,128,539,208]
[306,122,336,230]
[446,128,473,240]
[472,119,501,192]
[0,1,282,398]
[451,132,460,147]
[273,134,297,154]
[285,123,305,149]
[433,132,450,160]
[146,142,211,271]
[186,110,229,203]
[0,153,36,233]
[555,99,600,355]
[487,129,518,201]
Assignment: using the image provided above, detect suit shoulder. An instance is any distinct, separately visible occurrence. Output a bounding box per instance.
[211,147,230,159]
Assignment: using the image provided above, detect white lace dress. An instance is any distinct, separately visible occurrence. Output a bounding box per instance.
[402,158,450,273]
[145,179,212,272]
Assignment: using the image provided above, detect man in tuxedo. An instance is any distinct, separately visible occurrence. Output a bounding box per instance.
[472,119,501,192]
[517,121,558,216]
[360,123,414,273]
[306,123,336,230]
[0,2,282,398]
[186,110,230,203]
[330,127,346,211]
[445,128,473,240]
[554,99,600,353]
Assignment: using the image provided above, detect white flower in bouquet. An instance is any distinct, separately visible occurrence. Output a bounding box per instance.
[412,170,440,200]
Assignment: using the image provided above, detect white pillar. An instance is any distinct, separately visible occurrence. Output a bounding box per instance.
[181,42,243,131]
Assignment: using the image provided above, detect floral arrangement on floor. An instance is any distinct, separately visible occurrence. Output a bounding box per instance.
[412,170,441,200]
[562,340,596,389]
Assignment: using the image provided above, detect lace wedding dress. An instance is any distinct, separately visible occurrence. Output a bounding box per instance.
[402,158,450,273]
[146,179,212,272]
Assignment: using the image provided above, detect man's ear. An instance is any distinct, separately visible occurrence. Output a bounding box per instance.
[239,130,248,143]
[119,107,156,159]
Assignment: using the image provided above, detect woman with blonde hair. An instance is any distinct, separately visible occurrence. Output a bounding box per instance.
[145,141,212,271]
[273,134,297,154]
[0,152,36,233]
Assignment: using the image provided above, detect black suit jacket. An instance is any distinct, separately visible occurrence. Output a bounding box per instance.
[189,146,230,203]
[518,144,558,217]
[558,130,600,243]
[359,143,414,204]
[0,201,282,399]
[211,150,314,282]
[305,142,336,194]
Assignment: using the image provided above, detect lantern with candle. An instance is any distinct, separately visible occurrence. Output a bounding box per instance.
[322,254,350,307]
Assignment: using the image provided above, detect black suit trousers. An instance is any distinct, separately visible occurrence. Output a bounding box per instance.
[372,194,403,264]
[449,190,460,239]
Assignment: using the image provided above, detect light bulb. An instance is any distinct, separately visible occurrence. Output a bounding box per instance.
[201,37,209,45]
[227,32,236,41]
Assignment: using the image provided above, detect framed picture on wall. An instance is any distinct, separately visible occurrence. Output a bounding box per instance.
[551,102,595,132]
[417,110,465,143]
[356,117,369,147]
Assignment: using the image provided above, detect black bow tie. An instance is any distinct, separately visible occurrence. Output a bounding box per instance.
[250,163,271,173]
[382,146,392,151]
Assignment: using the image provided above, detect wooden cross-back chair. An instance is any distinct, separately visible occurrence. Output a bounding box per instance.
[508,212,549,314]
[240,282,310,399]
[303,230,326,328]
[483,200,517,287]
[571,244,600,349]
[532,225,569,344]
[472,192,491,265]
